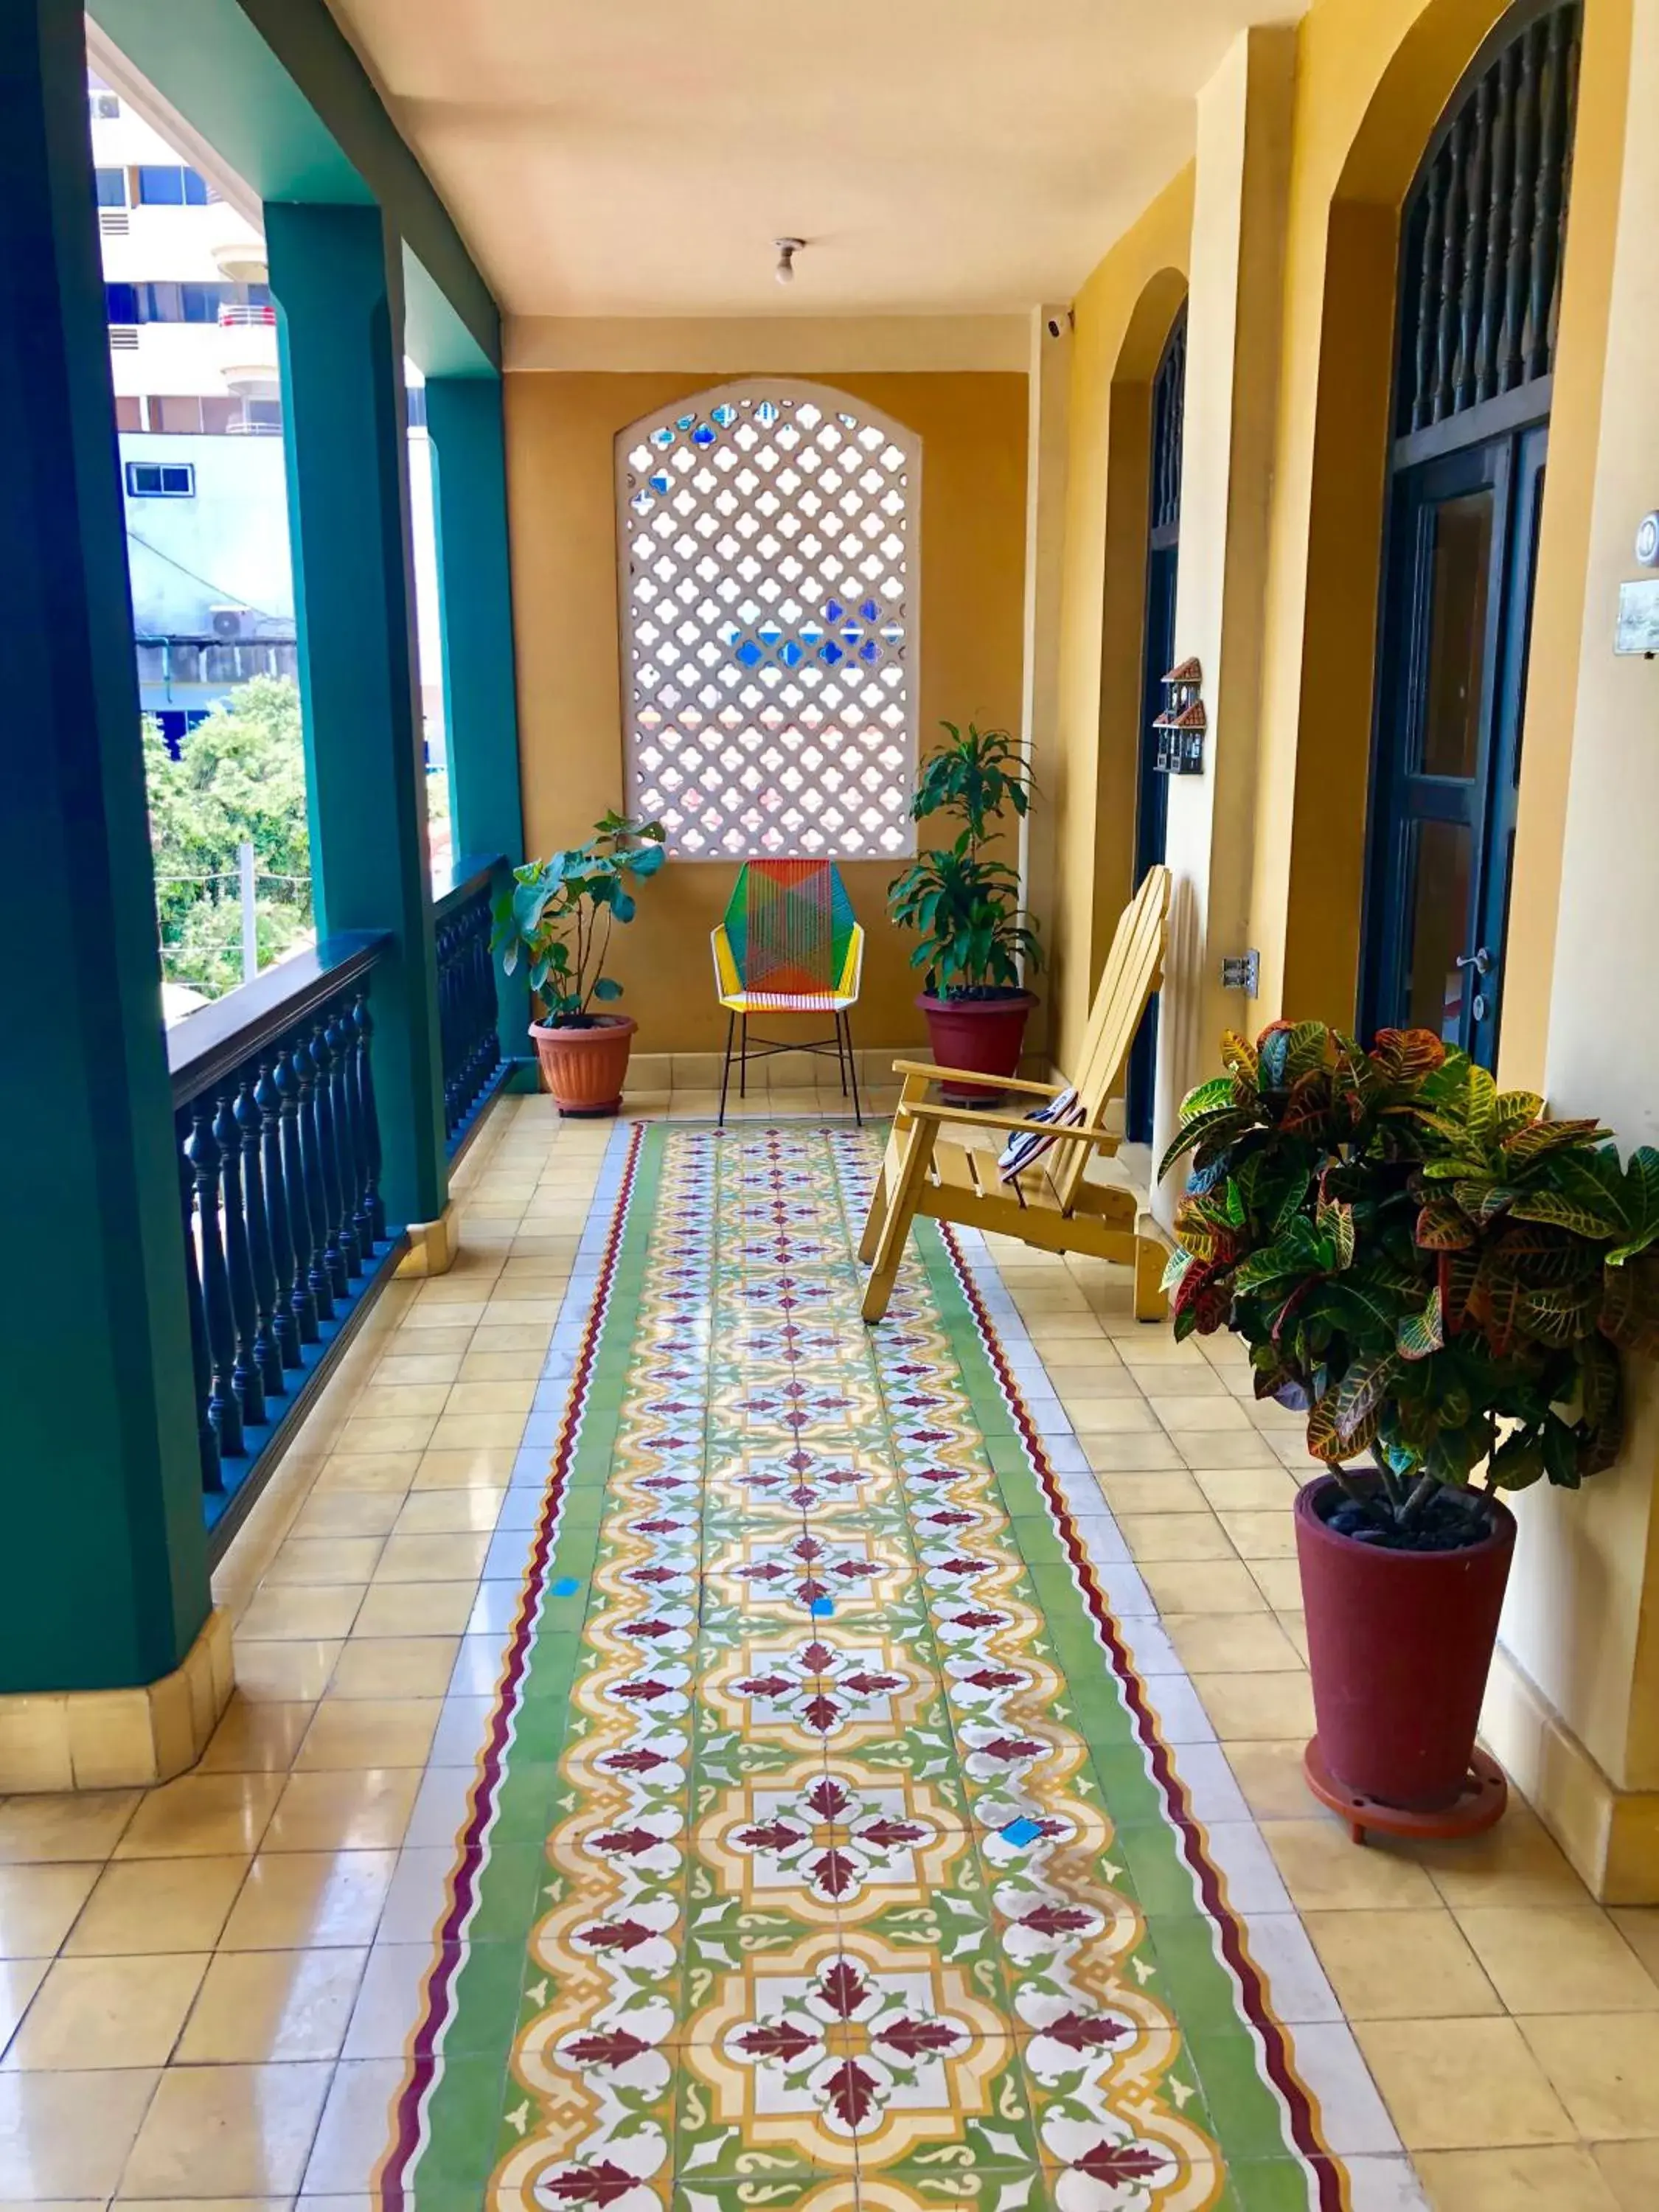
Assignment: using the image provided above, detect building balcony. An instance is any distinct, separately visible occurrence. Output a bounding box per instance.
[205,206,267,285]
[218,301,278,397]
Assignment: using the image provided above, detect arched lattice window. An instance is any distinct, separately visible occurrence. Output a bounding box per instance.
[616,382,919,860]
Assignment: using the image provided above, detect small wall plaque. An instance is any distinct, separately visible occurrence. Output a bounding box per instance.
[1615,578,1659,656]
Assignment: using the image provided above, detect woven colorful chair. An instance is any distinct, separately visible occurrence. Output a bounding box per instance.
[711,860,865,1125]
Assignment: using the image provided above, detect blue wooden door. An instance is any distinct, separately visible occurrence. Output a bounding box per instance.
[1363,422,1546,1067]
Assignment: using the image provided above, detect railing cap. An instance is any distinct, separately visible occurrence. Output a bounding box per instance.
[431,852,507,917]
[168,931,389,1109]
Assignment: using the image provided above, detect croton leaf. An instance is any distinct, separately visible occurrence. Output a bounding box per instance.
[1316,1197,1356,1271]
[1416,1200,1474,1251]
[1158,1106,1256,1183]
[1607,1149,1659,1265]
[1516,1284,1597,1346]
[1397,1290,1444,1361]
[1494,1090,1548,1137]
[1508,1189,1623,1240]
[1220,1030,1260,1083]
[1370,1028,1448,1079]
[1487,1433,1547,1492]
[1600,1259,1659,1357]
[1181,1076,1241,1121]
[1333,1352,1397,1444]
[1501,1116,1608,1167]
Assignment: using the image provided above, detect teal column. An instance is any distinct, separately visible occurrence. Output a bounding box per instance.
[424,374,529,1056]
[0,0,209,1691]
[267,202,447,1226]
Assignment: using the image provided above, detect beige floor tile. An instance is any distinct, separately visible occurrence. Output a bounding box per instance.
[335,1416,439,1455]
[412,1447,521,1489]
[1164,1613,1304,1674]
[264,1538,386,1587]
[295,1701,441,1772]
[3,1950,208,2070]
[1355,2014,1575,2148]
[0,1864,102,1958]
[327,1638,460,1700]
[121,2061,333,2196]
[1146,1394,1253,1433]
[219,1851,397,1951]
[66,1857,249,1958]
[197,1700,315,1775]
[369,1352,465,1387]
[236,1585,365,1643]
[391,1489,504,1535]
[1140,1559,1269,1615]
[352,1582,480,1638]
[1611,1906,1659,1978]
[457,1348,547,1382]
[0,2069,159,2195]
[443,1379,538,1416]
[0,1792,138,1865]
[291,1491,404,1540]
[1191,1671,1315,1741]
[400,1300,488,1332]
[1118,1511,1237,1562]
[1079,1433,1187,1474]
[349,1384,453,1422]
[468,1324,554,1357]
[114,1774,283,1861]
[1095,1471,1211,1515]
[1052,1397,1157,1434]
[1215,1508,1297,1559]
[230,1642,342,1705]
[1247,1558,1305,1611]
[1416,2145,1624,2211]
[1304,1908,1501,2020]
[1178,1432,1284,1472]
[425,1412,526,1451]
[1408,1805,1593,1910]
[1594,2140,1659,2209]
[1114,1335,1212,1368]
[1455,1905,1659,2013]
[261,1770,421,1854]
[176,1946,368,2063]
[1189,1467,1298,1511]
[311,1453,422,1495]
[1262,1819,1442,1910]
[1520,2010,1659,2135]
[372,1531,493,1583]
[388,1324,476,1360]
[0,1961,47,2052]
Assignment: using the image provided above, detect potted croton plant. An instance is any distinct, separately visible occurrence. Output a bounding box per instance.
[1162,1023,1659,1826]
[888,721,1041,1098]
[493,811,665,1116]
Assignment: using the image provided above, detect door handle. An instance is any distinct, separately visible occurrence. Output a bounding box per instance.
[1455,947,1493,977]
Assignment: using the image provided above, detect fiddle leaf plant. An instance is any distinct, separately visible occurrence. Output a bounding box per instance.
[888,721,1041,997]
[493,810,665,1026]
[1160,1022,1659,1544]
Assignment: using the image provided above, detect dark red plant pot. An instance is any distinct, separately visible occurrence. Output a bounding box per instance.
[529,1014,636,1117]
[1295,1476,1515,1812]
[917,990,1037,1105]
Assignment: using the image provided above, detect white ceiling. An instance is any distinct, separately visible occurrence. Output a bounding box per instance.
[324,0,1304,321]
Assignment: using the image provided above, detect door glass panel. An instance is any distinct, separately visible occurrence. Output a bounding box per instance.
[1419,490,1493,777]
[1404,818,1473,1042]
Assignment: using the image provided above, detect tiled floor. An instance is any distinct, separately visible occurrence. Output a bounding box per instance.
[0,1086,1657,2208]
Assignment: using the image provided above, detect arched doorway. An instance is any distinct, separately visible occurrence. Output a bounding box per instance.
[1127,303,1186,1141]
[1360,0,1581,1065]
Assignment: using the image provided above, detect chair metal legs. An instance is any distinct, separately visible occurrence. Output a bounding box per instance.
[717,1005,860,1127]
[839,1009,863,1126]
[718,1011,735,1128]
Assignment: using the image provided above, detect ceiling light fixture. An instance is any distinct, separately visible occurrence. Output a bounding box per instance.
[774,237,804,287]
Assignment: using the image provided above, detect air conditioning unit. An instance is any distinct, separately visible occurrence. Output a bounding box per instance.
[99,209,129,237]
[210,605,252,641]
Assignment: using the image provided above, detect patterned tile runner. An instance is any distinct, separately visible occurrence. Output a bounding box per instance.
[383,1124,1346,2211]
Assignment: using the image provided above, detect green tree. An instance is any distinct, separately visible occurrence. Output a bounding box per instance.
[145,675,315,1000]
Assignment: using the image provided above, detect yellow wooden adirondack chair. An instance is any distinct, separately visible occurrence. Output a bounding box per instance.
[858,865,1172,1325]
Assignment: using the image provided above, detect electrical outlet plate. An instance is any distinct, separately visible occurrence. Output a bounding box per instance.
[1220,950,1260,996]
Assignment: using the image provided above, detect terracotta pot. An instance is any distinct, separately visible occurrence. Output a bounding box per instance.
[529,1015,637,1117]
[1295,1475,1515,1811]
[917,990,1037,1105]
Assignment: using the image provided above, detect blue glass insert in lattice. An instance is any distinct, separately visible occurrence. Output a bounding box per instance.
[692,425,717,447]
[778,640,803,667]
[712,403,737,427]
[735,640,763,667]
[818,641,844,666]
[859,599,880,622]
[823,600,844,622]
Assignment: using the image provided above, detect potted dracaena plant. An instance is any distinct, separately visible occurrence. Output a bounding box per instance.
[1161,1023,1659,1829]
[888,721,1042,1096]
[493,810,665,1116]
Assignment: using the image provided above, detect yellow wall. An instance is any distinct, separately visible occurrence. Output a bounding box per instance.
[1050,170,1192,1077]
[503,369,1028,1055]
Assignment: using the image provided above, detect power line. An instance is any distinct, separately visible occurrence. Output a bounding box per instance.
[124,527,288,625]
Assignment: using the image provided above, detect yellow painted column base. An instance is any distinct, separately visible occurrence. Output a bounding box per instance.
[0,1607,234,1793]
[396,1201,459,1278]
[1483,1643,1659,1904]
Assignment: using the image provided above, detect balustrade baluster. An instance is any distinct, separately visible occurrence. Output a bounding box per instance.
[1476,42,1517,404]
[327,999,369,1269]
[1455,77,1492,412]
[1411,158,1445,431]
[255,1061,301,1368]
[355,992,387,1239]
[185,1104,243,1458]
[1432,127,1466,422]
[179,1138,221,1491]
[1501,21,1543,391]
[308,1020,351,1293]
[235,1077,284,1398]
[274,1045,321,1340]
[291,1032,336,1322]
[214,1091,266,1429]
[1528,7,1571,380]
